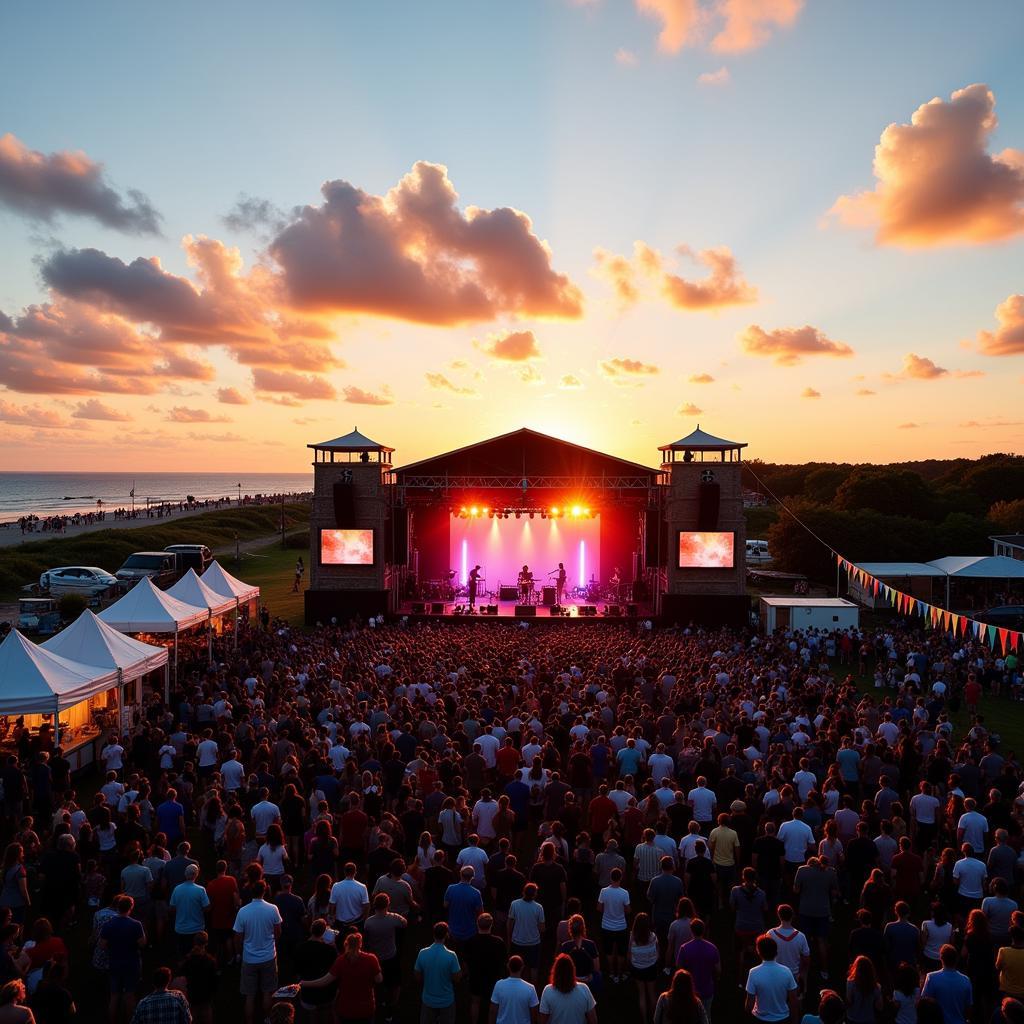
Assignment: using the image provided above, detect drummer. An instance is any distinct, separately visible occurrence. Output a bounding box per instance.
[517,564,534,603]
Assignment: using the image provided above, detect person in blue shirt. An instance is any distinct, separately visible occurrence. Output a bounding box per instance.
[443,866,483,944]
[155,788,185,847]
[504,778,530,830]
[616,739,644,777]
[415,921,463,1021]
[920,943,973,1024]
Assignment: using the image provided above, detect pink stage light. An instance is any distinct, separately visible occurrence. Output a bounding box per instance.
[579,539,585,588]
[461,538,468,586]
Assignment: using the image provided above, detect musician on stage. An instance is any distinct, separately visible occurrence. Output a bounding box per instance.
[468,565,482,610]
[552,562,567,606]
[610,566,623,600]
[518,564,534,603]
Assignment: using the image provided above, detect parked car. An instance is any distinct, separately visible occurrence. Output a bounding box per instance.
[39,565,118,596]
[164,544,213,575]
[17,597,61,635]
[745,539,773,566]
[115,551,180,589]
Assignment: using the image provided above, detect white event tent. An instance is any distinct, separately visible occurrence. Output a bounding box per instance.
[0,628,119,745]
[42,610,169,725]
[167,569,237,656]
[928,555,1024,607]
[98,576,208,684]
[201,561,261,647]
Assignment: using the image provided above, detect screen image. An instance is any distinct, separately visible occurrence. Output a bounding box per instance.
[321,528,374,565]
[678,531,734,568]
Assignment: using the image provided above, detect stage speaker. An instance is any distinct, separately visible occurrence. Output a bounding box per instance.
[644,509,661,567]
[481,604,499,616]
[393,508,408,565]
[515,605,537,617]
[430,602,445,614]
[606,605,623,616]
[499,585,518,601]
[332,481,355,528]
[626,604,638,616]
[579,605,597,616]
[697,481,720,531]
[542,586,556,606]
[411,601,426,613]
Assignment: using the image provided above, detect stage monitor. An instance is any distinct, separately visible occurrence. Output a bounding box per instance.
[321,528,375,565]
[677,531,734,569]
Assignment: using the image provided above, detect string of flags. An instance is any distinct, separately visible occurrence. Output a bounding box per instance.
[836,554,1020,655]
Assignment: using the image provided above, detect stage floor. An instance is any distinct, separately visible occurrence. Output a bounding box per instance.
[398,596,653,622]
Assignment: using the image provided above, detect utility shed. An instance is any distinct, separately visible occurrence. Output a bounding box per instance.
[760,596,860,633]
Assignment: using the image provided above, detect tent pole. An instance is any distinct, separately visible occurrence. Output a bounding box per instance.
[946,574,950,610]
[173,632,178,686]
[117,667,124,738]
[208,613,213,663]
[234,599,239,650]
[53,698,60,750]
[164,662,169,705]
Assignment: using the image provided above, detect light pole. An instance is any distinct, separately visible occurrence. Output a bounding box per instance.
[280,494,286,547]
[237,482,241,506]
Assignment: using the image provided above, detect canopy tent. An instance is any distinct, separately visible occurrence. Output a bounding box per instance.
[42,610,169,733]
[167,569,238,616]
[202,561,260,604]
[98,576,208,633]
[927,556,1024,578]
[0,628,118,721]
[855,562,947,578]
[99,576,209,688]
[42,610,168,681]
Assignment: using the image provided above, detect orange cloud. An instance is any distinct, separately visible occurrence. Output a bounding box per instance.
[739,324,853,364]
[479,329,542,361]
[559,374,584,389]
[885,352,985,380]
[0,132,160,233]
[425,372,476,396]
[73,399,132,422]
[216,387,250,405]
[595,242,757,311]
[270,162,582,325]
[635,0,801,54]
[0,399,75,429]
[829,84,1024,247]
[689,373,715,383]
[342,386,394,406]
[251,368,337,401]
[977,294,1024,356]
[678,402,703,415]
[165,406,231,424]
[856,388,876,396]
[600,357,660,379]
[898,422,919,430]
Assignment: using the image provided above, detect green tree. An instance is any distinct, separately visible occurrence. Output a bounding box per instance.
[832,467,935,519]
[989,499,1024,534]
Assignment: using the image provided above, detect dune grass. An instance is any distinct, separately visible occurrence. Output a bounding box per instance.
[0,503,310,600]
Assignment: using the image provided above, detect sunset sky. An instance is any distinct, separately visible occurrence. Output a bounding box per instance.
[2,1,1023,472]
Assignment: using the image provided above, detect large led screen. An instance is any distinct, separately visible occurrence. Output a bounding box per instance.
[321,528,374,565]
[678,531,734,569]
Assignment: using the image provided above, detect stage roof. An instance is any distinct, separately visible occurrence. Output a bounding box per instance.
[394,428,660,481]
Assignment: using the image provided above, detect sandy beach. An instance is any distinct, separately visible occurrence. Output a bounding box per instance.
[0,503,249,550]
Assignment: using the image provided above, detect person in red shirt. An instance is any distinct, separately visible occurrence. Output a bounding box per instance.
[204,859,241,966]
[300,931,382,1024]
[966,676,982,714]
[496,739,522,782]
[339,794,369,865]
[890,836,924,904]
[588,784,617,836]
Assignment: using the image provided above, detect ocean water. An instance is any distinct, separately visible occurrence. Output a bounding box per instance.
[0,472,312,521]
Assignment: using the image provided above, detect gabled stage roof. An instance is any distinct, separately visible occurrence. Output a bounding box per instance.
[394,427,659,480]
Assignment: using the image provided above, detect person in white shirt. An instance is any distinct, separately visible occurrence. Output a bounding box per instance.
[745,933,799,1023]
[221,752,245,791]
[329,862,370,926]
[490,954,540,1024]
[597,868,631,983]
[777,809,815,868]
[196,730,220,776]
[471,793,500,843]
[687,777,717,827]
[250,789,281,840]
[957,798,989,852]
[952,845,988,904]
[100,736,125,776]
[766,906,810,983]
[475,729,501,769]
[456,834,490,887]
[233,879,282,1024]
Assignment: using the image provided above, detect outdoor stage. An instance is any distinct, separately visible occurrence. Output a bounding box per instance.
[398,594,655,622]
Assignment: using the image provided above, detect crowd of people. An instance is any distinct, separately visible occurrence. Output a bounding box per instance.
[0,611,1021,1024]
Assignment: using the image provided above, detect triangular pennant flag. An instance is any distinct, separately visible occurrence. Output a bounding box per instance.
[988,624,997,649]
[999,628,1010,654]
[908,597,917,614]
[960,616,970,636]
[873,578,880,597]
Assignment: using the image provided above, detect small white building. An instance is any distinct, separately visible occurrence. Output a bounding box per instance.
[759,596,860,634]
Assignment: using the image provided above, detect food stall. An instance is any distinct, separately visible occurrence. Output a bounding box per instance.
[0,628,120,772]
[42,610,168,737]
[167,569,238,652]
[98,576,208,689]
[201,561,260,646]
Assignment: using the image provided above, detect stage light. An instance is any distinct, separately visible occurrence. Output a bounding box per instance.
[460,506,468,517]
[470,506,479,517]
[571,505,582,518]
[482,507,489,517]
[551,506,559,516]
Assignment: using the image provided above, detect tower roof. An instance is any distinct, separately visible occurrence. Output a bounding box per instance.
[658,425,747,452]
[308,427,393,452]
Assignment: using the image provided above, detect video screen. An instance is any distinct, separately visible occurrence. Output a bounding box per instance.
[321,528,374,565]
[678,531,734,568]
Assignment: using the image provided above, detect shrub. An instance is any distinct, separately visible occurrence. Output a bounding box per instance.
[57,593,88,621]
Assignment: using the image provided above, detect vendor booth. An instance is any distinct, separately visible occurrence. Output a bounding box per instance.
[98,576,208,685]
[201,561,261,647]
[0,628,119,772]
[167,569,238,650]
[42,610,168,737]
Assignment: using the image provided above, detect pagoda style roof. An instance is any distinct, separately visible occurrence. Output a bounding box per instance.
[308,428,393,452]
[659,425,747,452]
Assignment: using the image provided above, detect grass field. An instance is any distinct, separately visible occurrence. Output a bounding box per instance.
[0,503,310,600]
[225,540,308,624]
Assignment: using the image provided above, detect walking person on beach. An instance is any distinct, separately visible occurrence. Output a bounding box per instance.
[292,557,304,593]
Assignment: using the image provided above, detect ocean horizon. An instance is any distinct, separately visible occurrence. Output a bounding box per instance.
[0,471,312,521]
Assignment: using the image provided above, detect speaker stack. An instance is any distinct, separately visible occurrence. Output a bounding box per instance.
[605,605,623,617]
[412,601,426,614]
[579,605,597,617]
[515,605,537,617]
[480,604,499,616]
[430,602,445,615]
